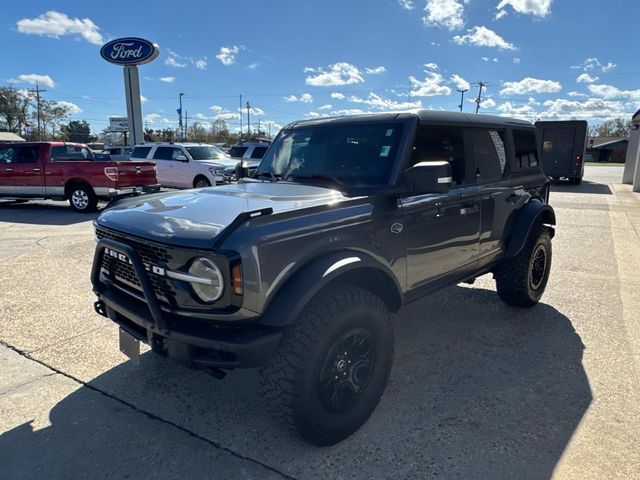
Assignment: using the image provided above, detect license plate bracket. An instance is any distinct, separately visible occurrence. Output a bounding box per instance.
[119,328,140,365]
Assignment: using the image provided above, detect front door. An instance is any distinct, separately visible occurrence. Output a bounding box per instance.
[0,145,16,195]
[152,147,189,188]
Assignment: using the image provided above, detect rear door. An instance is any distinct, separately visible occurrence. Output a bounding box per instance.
[537,126,575,177]
[0,145,16,194]
[152,146,189,187]
[11,144,44,195]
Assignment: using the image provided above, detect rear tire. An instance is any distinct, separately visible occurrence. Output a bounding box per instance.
[260,284,393,446]
[193,175,211,188]
[495,224,552,307]
[68,183,97,213]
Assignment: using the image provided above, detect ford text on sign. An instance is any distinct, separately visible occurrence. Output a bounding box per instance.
[100,38,160,66]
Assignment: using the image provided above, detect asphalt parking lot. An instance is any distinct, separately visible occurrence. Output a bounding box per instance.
[1,166,640,479]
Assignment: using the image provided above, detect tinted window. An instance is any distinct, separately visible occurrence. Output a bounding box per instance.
[514,129,539,169]
[131,146,152,158]
[229,146,248,158]
[257,122,404,187]
[153,147,183,161]
[185,145,226,160]
[16,146,40,163]
[250,146,268,159]
[470,130,506,183]
[0,146,14,163]
[411,127,465,186]
[51,145,94,161]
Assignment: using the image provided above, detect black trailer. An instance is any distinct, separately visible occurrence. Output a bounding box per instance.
[535,120,588,184]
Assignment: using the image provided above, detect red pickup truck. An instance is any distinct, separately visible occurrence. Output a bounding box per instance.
[0,142,159,212]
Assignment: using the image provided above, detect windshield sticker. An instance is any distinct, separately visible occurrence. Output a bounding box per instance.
[386,129,394,137]
[380,146,391,157]
[489,131,507,171]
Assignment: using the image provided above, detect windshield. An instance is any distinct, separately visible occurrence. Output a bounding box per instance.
[256,122,404,187]
[185,145,227,160]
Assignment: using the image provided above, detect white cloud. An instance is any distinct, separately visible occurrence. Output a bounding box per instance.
[576,73,598,84]
[165,49,187,68]
[365,66,386,75]
[480,98,497,109]
[346,92,422,110]
[575,57,617,73]
[159,76,175,83]
[209,105,226,113]
[424,0,467,30]
[305,62,365,86]
[496,0,553,18]
[451,74,470,91]
[588,84,640,101]
[247,62,258,70]
[602,62,616,73]
[16,11,103,45]
[318,104,333,110]
[284,93,314,103]
[500,77,562,95]
[453,26,516,50]
[56,101,82,114]
[513,57,521,64]
[215,112,241,121]
[216,46,240,66]
[541,98,631,120]
[140,95,148,102]
[424,62,440,71]
[11,73,56,88]
[144,113,162,123]
[567,91,587,98]
[497,101,538,119]
[398,0,415,10]
[195,58,207,70]
[331,92,346,100]
[330,108,367,116]
[409,72,452,96]
[495,9,508,20]
[482,56,490,62]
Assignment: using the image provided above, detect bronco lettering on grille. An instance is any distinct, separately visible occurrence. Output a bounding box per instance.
[104,247,166,276]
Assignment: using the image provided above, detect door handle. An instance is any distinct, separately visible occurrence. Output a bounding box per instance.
[33,168,41,173]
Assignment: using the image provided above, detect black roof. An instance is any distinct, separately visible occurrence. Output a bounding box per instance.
[285,110,533,130]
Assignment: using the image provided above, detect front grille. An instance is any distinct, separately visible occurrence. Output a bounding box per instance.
[96,227,176,305]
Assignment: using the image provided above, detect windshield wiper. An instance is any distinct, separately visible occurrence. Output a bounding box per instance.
[286,173,344,187]
[255,171,280,182]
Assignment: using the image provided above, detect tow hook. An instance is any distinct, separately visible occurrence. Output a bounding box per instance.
[94,300,107,318]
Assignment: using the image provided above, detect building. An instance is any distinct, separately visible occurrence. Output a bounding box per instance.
[586,136,629,163]
[0,132,25,143]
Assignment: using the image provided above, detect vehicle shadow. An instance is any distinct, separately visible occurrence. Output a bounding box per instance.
[0,285,591,480]
[0,201,100,225]
[550,179,612,195]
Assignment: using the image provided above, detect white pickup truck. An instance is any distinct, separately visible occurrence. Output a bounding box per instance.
[130,143,238,188]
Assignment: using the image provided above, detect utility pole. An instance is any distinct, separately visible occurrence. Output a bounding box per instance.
[475,81,487,114]
[185,111,188,142]
[29,84,47,141]
[257,119,261,138]
[239,94,243,144]
[178,92,184,140]
[246,101,251,139]
[267,122,271,139]
[457,88,468,112]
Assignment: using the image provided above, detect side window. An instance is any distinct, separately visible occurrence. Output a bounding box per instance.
[0,146,15,163]
[229,146,248,158]
[16,146,40,163]
[153,147,173,160]
[513,129,539,169]
[171,148,185,160]
[50,145,93,161]
[470,130,506,183]
[250,146,268,159]
[410,126,466,186]
[131,146,152,158]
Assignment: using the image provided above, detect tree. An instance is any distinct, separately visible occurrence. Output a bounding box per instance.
[589,118,632,137]
[60,120,96,143]
[39,100,71,139]
[0,87,33,135]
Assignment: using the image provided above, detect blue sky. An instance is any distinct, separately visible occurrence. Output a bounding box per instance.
[2,0,639,136]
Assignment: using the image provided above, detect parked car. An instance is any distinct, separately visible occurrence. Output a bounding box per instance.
[91,111,554,445]
[224,140,272,180]
[0,142,159,212]
[100,146,133,162]
[130,143,237,188]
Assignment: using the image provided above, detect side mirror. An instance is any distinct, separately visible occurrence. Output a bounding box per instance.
[176,155,188,162]
[235,160,249,179]
[404,161,452,194]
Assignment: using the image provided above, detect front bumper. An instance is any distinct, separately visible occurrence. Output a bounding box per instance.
[92,238,281,369]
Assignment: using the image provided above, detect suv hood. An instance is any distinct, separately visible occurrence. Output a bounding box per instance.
[96,182,348,249]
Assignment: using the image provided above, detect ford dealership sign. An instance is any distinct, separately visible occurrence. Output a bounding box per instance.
[100,37,159,66]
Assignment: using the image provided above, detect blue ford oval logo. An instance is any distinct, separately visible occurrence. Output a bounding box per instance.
[100,37,159,66]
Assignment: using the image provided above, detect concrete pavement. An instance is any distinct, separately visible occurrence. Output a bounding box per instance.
[1,167,639,479]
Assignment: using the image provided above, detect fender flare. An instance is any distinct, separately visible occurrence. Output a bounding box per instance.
[259,251,402,327]
[505,202,556,258]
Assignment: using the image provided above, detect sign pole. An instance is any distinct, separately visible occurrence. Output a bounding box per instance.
[123,66,144,147]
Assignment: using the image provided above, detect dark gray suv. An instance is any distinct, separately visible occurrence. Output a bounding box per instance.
[91,111,555,445]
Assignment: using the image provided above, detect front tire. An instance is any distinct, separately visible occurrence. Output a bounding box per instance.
[495,225,552,307]
[260,284,393,446]
[68,183,97,213]
[193,175,211,188]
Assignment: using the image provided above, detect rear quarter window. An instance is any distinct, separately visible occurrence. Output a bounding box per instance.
[469,129,506,183]
[513,129,539,170]
[229,146,248,158]
[51,145,94,161]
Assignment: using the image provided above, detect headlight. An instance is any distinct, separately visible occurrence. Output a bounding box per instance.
[188,258,223,302]
[208,167,225,176]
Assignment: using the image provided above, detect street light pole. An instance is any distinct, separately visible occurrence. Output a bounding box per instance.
[457,88,468,112]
